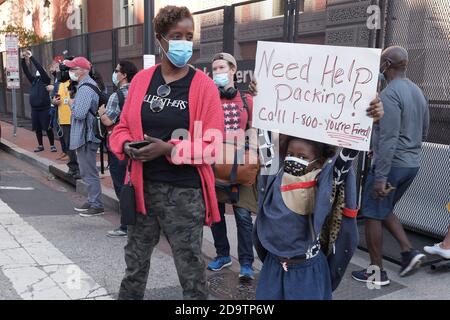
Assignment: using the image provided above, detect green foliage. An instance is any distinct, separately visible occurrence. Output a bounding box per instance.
[0,24,48,48]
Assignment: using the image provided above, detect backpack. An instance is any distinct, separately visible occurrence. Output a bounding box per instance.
[78,83,109,141]
[106,88,125,134]
[213,91,259,204]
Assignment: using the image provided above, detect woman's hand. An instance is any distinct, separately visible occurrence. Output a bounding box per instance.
[248,79,258,96]
[46,85,54,93]
[128,135,174,162]
[123,142,134,158]
[367,95,384,122]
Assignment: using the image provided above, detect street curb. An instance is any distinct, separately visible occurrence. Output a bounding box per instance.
[0,138,120,211]
[0,139,51,173]
[0,137,250,269]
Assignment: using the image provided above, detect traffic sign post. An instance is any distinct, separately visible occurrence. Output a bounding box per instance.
[5,34,20,136]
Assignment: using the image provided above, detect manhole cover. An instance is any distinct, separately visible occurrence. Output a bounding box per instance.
[207,270,257,300]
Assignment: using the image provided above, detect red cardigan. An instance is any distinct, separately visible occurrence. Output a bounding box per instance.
[110,65,224,226]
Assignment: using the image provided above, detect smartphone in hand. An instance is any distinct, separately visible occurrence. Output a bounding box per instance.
[128,141,151,149]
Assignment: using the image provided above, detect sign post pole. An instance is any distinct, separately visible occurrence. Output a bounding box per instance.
[12,88,17,136]
[5,34,20,137]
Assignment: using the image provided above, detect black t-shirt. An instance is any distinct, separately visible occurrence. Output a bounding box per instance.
[141,65,201,188]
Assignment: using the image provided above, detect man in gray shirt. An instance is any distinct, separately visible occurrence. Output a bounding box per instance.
[352,46,429,286]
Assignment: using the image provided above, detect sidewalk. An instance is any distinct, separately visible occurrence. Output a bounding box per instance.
[1,119,450,300]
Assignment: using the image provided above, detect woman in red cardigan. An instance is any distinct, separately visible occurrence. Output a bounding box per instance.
[110,6,224,300]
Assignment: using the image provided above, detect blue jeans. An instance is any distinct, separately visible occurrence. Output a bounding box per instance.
[211,202,254,266]
[108,150,127,231]
[362,166,419,221]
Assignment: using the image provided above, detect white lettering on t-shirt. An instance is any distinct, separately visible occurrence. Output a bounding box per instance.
[144,94,188,111]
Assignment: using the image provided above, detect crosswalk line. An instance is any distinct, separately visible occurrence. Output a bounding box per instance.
[0,198,112,300]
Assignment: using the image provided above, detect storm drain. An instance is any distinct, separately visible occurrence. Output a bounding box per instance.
[207,270,257,300]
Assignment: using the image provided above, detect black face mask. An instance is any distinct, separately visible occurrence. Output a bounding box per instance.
[284,156,316,177]
[52,71,57,78]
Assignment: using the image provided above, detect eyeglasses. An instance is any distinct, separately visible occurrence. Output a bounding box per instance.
[149,84,171,113]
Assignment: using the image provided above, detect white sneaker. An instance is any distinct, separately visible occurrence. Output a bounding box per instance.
[424,243,450,259]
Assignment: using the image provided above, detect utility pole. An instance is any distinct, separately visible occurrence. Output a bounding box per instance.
[144,0,155,55]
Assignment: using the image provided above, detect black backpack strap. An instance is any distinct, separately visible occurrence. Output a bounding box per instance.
[79,82,101,95]
[116,88,125,111]
[79,83,100,116]
[239,91,251,131]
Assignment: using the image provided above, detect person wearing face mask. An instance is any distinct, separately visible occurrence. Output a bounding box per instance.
[97,60,138,238]
[252,97,383,299]
[21,50,57,153]
[352,46,429,284]
[48,58,69,161]
[63,56,104,217]
[50,56,80,178]
[207,53,258,280]
[110,6,224,300]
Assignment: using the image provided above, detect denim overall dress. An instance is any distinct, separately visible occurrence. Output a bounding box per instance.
[254,157,359,300]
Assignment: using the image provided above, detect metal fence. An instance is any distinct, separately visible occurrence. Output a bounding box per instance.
[1,23,146,117]
[384,0,450,146]
[383,0,450,238]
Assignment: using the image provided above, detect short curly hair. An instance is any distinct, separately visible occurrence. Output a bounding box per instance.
[153,5,194,36]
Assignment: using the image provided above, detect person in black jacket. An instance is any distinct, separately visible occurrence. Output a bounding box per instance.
[21,50,57,153]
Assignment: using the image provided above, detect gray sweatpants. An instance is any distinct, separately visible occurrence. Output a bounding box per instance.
[76,142,103,209]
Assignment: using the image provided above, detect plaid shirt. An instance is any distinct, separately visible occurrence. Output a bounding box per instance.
[69,75,100,150]
[105,83,129,124]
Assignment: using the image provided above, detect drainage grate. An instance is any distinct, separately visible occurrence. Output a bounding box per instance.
[207,270,257,300]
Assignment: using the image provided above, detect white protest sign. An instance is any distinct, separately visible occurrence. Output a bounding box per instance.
[253,41,381,151]
[5,34,20,89]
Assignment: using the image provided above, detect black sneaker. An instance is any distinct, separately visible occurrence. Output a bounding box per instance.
[74,202,90,212]
[34,146,44,152]
[399,249,426,277]
[72,173,82,180]
[352,267,390,286]
[79,207,105,217]
[68,170,81,180]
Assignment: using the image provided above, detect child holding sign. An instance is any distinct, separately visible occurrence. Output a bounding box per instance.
[251,85,383,299]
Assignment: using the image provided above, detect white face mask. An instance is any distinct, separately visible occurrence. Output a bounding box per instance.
[69,70,79,82]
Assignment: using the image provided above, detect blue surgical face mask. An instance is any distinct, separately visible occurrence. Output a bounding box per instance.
[160,36,193,68]
[379,72,386,82]
[112,71,119,86]
[213,73,229,88]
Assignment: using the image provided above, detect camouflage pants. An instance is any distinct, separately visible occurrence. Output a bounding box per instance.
[118,181,207,300]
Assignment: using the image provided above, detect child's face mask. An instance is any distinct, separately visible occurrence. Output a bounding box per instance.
[284,156,317,177]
